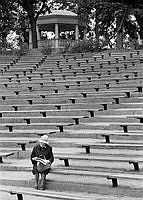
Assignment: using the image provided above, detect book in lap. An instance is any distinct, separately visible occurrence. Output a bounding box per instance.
[32,157,48,165]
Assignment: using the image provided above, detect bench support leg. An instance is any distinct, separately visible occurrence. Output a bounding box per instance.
[58,126,63,132]
[107,176,118,187]
[73,118,79,125]
[21,144,26,151]
[88,110,94,117]
[133,163,139,171]
[112,178,118,187]
[17,194,23,200]
[105,135,110,143]
[129,161,139,171]
[11,192,23,200]
[120,125,128,133]
[86,146,90,154]
[82,146,90,154]
[64,159,69,167]
[0,157,3,163]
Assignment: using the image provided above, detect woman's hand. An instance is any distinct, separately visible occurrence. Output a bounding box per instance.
[32,157,39,161]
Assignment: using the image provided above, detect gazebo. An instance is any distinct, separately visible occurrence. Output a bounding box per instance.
[29,10,86,52]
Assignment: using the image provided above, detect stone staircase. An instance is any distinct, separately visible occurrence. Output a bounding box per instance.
[0,50,143,200]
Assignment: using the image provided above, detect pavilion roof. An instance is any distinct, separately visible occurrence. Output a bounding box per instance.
[44,10,77,17]
[37,9,85,28]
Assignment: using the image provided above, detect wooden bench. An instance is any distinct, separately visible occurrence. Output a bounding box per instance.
[137,86,142,93]
[81,145,91,154]
[119,123,143,132]
[0,152,14,163]
[6,125,14,132]
[101,134,111,143]
[0,184,87,200]
[136,117,143,123]
[120,124,128,132]
[57,155,143,170]
[81,143,143,153]
[102,132,143,143]
[58,157,70,166]
[129,160,140,171]
[107,175,118,187]
[107,173,143,187]
[4,123,74,133]
[17,140,37,151]
[57,155,106,167]
[57,123,74,132]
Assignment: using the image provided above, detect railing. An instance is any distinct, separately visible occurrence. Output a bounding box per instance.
[39,39,78,49]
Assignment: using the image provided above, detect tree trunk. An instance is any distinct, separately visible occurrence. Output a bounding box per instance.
[116,16,123,49]
[95,9,100,49]
[30,17,38,49]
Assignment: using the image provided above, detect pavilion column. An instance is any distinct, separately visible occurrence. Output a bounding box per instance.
[29,25,32,49]
[36,24,40,48]
[55,23,59,49]
[75,24,79,41]
[83,28,87,40]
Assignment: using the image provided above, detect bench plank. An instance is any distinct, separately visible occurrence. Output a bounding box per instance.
[0,152,14,163]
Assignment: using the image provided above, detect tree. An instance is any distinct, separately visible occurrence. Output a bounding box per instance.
[0,0,17,48]
[50,0,143,49]
[15,0,52,48]
[51,0,77,12]
[2,0,142,51]
[14,10,29,45]
[134,10,143,41]
[111,0,143,48]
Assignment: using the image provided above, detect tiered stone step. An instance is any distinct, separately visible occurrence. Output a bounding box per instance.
[0,50,143,199]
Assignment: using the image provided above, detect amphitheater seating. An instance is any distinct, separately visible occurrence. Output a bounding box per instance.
[0,184,90,200]
[0,50,143,199]
[0,152,14,163]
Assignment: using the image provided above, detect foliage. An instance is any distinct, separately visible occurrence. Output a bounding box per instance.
[15,43,29,56]
[41,44,52,55]
[51,0,77,12]
[0,0,53,49]
[15,0,51,20]
[0,42,28,56]
[14,10,29,44]
[112,0,143,8]
[14,0,52,48]
[69,39,101,53]
[0,0,18,47]
[1,0,143,51]
[51,0,142,49]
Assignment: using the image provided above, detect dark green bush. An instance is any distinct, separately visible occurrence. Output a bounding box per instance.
[15,43,29,56]
[41,44,52,55]
[69,39,100,53]
[0,43,28,56]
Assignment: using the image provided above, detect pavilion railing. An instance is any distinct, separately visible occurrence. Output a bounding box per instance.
[39,39,78,49]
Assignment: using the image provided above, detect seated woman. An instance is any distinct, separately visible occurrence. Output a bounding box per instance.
[30,134,54,190]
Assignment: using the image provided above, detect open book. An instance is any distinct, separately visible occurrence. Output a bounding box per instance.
[32,157,49,165]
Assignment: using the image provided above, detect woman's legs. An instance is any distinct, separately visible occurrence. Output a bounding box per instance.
[39,173,47,190]
[34,173,39,189]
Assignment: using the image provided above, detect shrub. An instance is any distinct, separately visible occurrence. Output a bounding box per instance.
[0,43,28,56]
[41,44,52,55]
[69,39,101,53]
[15,43,29,56]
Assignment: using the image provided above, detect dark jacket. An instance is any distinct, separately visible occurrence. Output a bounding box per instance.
[31,143,54,165]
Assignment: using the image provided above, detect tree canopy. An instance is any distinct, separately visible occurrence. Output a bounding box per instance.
[14,0,52,48]
[0,0,17,48]
[1,0,143,50]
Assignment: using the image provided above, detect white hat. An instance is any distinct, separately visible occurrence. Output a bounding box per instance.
[39,135,49,144]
